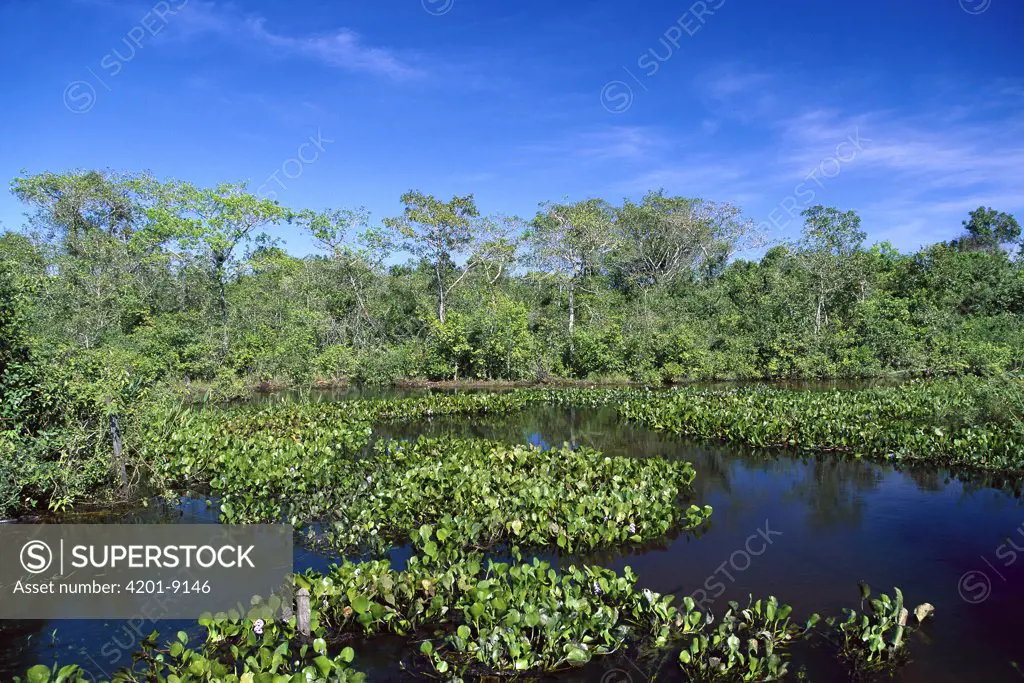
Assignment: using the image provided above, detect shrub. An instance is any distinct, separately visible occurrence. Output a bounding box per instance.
[314,344,357,381]
[354,343,423,386]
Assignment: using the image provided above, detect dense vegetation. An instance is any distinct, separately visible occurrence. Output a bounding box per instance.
[21,547,933,681]
[617,379,1024,472]
[4,171,1022,392]
[21,386,939,680]
[3,170,1018,679]
[2,169,1022,517]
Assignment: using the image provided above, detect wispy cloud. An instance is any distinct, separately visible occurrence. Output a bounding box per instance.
[519,125,671,163]
[609,64,1024,248]
[574,125,669,161]
[122,0,421,79]
[245,17,423,80]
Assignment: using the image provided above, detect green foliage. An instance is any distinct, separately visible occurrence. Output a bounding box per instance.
[7,171,1024,391]
[0,259,43,443]
[382,190,480,323]
[825,584,933,679]
[418,559,679,674]
[142,392,710,554]
[0,259,126,516]
[296,554,682,674]
[17,616,365,682]
[955,206,1022,253]
[618,379,1024,473]
[424,311,473,380]
[465,295,535,380]
[351,342,422,386]
[3,169,1024,513]
[676,595,816,682]
[313,345,357,381]
[564,326,627,378]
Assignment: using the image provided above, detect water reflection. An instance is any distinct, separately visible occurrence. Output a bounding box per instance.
[380,404,1024,682]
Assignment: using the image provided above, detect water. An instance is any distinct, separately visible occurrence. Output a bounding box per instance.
[4,398,1024,681]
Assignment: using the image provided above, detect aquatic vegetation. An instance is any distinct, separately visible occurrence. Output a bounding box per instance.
[142,392,534,488]
[22,545,932,681]
[319,437,710,554]
[164,432,710,555]
[675,596,817,682]
[28,386,968,681]
[617,379,1024,472]
[305,555,693,675]
[301,554,810,677]
[825,584,933,679]
[417,559,679,675]
[139,390,711,553]
[18,622,365,683]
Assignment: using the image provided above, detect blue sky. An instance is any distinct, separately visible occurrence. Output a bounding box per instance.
[1,0,1022,257]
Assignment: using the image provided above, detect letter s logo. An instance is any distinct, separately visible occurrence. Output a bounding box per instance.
[21,540,53,574]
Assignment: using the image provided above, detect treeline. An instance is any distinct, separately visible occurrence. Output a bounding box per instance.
[3,170,1022,393]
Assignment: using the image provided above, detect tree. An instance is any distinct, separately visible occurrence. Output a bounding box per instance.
[293,207,387,341]
[153,181,289,354]
[954,207,1021,254]
[616,191,759,290]
[616,191,704,290]
[383,191,479,323]
[10,170,169,350]
[0,259,43,437]
[529,199,618,338]
[796,206,866,335]
[470,214,523,295]
[10,169,145,244]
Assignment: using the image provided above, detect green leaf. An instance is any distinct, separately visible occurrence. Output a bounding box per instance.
[26,665,51,683]
[566,646,591,665]
[351,595,371,614]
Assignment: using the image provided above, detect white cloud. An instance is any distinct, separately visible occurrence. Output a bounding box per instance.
[519,125,670,163]
[611,65,1024,249]
[127,0,420,79]
[245,17,422,80]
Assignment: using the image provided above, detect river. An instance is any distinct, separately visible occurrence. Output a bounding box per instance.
[3,393,1023,681]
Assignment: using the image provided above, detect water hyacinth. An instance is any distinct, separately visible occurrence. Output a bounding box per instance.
[615,379,1024,473]
[149,405,712,555]
[23,384,948,681]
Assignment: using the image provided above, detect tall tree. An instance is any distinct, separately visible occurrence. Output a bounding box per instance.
[11,170,144,244]
[10,170,167,349]
[955,206,1021,254]
[529,199,618,338]
[616,191,703,290]
[383,191,479,323]
[153,181,288,354]
[796,205,866,335]
[293,207,388,341]
[616,191,759,289]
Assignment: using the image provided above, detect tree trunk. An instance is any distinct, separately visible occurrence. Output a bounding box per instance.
[218,275,228,353]
[815,291,825,336]
[106,397,129,495]
[110,414,128,492]
[215,254,229,354]
[568,283,575,336]
[436,265,446,323]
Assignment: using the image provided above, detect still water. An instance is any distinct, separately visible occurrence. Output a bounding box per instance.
[3,397,1023,681]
